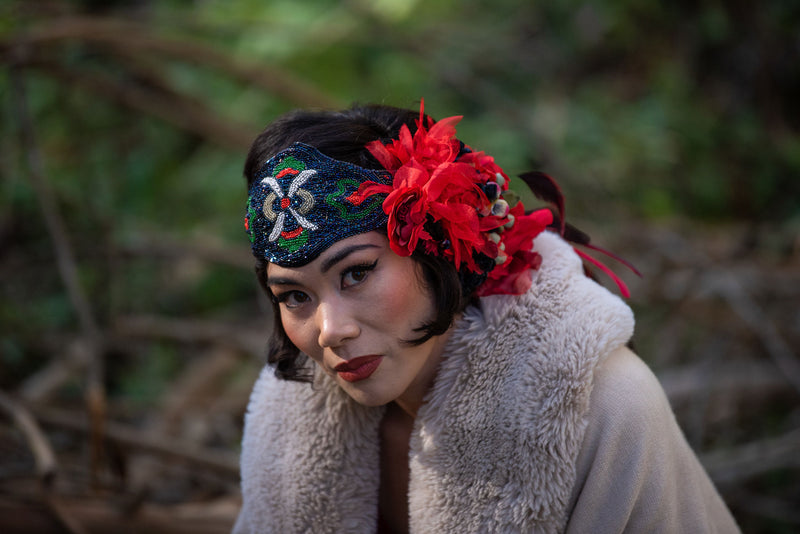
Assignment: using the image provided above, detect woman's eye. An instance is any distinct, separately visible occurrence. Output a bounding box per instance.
[276,291,310,308]
[341,261,377,288]
[343,270,368,286]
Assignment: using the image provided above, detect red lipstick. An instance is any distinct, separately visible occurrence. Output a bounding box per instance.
[334,355,383,383]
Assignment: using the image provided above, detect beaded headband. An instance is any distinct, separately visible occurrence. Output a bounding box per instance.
[245,143,392,267]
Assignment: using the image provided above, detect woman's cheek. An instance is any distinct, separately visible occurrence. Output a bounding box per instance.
[282,317,314,357]
[375,277,433,327]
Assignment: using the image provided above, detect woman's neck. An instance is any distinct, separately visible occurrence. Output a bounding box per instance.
[378,401,414,533]
[393,325,454,417]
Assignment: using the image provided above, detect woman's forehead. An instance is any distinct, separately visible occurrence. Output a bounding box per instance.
[267,232,388,278]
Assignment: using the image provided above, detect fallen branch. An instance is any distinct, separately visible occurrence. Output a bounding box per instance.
[155,347,241,434]
[18,338,92,405]
[700,428,800,485]
[0,495,239,534]
[0,391,87,534]
[113,315,268,358]
[704,270,800,395]
[33,407,240,477]
[121,346,243,514]
[659,358,789,406]
[0,390,57,483]
[119,233,253,270]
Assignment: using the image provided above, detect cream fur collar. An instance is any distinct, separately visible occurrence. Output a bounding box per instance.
[235,232,635,533]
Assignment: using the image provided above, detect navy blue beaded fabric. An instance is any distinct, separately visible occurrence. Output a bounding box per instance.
[245,143,392,267]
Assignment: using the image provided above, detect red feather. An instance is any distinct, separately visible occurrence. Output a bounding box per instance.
[573,248,632,299]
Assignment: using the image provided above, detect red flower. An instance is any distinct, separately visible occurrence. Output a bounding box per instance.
[476,205,553,296]
[359,99,553,296]
[360,103,496,269]
[388,189,430,256]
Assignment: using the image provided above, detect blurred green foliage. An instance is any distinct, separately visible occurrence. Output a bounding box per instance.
[3,0,798,230]
[1,1,798,530]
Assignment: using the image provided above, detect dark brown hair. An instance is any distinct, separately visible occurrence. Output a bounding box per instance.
[245,104,471,382]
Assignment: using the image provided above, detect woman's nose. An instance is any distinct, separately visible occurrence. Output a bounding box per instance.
[316,301,359,348]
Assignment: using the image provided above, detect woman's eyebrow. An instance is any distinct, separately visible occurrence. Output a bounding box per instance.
[321,244,379,273]
[265,275,300,287]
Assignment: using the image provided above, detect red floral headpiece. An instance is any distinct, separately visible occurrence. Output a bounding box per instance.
[358,101,554,297]
[358,100,640,298]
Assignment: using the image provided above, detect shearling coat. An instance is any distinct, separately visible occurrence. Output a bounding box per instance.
[234,232,740,533]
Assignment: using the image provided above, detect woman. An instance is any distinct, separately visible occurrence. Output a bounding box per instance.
[234,102,739,533]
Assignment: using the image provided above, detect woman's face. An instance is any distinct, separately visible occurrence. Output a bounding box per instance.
[266,232,450,412]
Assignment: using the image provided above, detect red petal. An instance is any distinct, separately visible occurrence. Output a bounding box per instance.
[358,182,392,197]
[427,115,462,140]
[366,140,398,170]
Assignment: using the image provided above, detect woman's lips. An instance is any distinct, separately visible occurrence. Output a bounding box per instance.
[334,355,383,382]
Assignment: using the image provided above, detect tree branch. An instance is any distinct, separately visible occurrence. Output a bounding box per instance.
[0,390,57,483]
[33,407,240,477]
[20,58,256,150]
[3,15,340,109]
[9,66,108,483]
[701,428,800,485]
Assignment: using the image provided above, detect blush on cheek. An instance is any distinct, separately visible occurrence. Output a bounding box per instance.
[375,270,435,334]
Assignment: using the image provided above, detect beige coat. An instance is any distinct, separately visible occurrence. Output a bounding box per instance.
[234,232,740,533]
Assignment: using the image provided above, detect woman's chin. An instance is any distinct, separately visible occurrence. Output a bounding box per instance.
[338,381,395,407]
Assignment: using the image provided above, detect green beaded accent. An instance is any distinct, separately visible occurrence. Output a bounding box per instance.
[326,178,384,220]
[246,204,258,244]
[275,156,305,174]
[277,230,309,252]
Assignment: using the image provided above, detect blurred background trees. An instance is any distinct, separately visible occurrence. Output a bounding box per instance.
[1,0,799,532]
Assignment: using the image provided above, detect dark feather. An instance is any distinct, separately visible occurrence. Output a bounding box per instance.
[518,171,565,235]
[520,170,642,295]
[563,222,591,245]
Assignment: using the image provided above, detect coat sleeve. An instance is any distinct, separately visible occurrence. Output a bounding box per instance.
[564,347,740,534]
